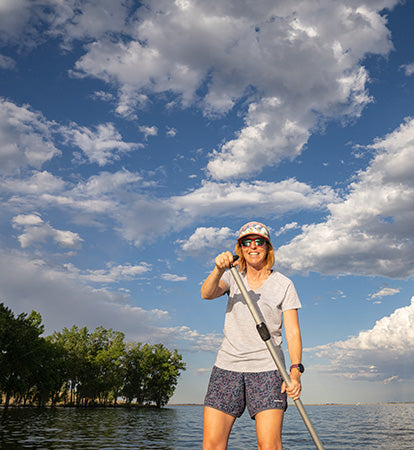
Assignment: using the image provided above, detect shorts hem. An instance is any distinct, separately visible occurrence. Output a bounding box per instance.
[204,403,240,419]
[250,403,287,419]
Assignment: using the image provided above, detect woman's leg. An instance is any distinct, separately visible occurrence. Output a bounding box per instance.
[255,409,284,450]
[203,406,236,450]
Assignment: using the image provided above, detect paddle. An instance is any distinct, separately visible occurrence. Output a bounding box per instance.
[229,255,325,450]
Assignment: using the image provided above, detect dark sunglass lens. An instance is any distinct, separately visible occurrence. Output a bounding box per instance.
[241,239,252,247]
[255,238,266,246]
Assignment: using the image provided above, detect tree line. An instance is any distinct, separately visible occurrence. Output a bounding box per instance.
[0,303,185,408]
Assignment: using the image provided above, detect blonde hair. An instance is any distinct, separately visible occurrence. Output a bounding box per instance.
[235,239,275,273]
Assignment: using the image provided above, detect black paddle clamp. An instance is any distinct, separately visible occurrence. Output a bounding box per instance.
[256,322,271,341]
[230,254,240,267]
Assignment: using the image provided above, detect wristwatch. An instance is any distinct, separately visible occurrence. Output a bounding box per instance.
[290,363,305,373]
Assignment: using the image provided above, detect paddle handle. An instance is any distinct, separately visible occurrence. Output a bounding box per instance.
[229,260,325,450]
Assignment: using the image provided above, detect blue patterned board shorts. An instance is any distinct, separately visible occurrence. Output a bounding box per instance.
[204,366,287,419]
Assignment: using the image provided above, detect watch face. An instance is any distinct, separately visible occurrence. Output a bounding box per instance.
[291,363,305,373]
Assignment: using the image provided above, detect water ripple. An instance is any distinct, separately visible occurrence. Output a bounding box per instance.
[1,404,413,449]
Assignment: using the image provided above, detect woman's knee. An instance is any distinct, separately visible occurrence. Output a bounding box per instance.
[257,438,282,450]
[203,436,229,450]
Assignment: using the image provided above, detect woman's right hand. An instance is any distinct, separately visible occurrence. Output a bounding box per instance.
[201,251,239,299]
[215,251,238,271]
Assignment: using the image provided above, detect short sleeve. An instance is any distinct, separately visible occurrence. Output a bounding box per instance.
[220,270,232,293]
[281,280,302,311]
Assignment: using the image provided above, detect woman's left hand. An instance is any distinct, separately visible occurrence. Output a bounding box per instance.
[281,372,302,401]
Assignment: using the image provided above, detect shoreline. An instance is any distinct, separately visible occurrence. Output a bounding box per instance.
[169,401,414,407]
[2,401,413,410]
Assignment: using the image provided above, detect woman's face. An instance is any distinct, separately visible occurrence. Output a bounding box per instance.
[240,234,268,268]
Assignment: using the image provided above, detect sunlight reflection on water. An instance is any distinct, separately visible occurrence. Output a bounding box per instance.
[1,404,413,449]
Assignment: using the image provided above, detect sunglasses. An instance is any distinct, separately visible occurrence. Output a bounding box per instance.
[240,237,267,247]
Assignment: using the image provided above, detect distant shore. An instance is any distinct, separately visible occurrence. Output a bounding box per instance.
[169,401,414,406]
[2,401,413,410]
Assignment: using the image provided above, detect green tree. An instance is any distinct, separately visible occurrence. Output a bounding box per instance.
[51,325,126,406]
[143,344,186,408]
[29,338,66,406]
[122,342,151,405]
[0,304,47,407]
[90,326,126,405]
[50,325,91,405]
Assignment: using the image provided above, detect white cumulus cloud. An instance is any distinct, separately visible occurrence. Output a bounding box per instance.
[369,287,400,300]
[0,54,16,69]
[309,297,414,382]
[172,179,338,221]
[0,98,61,174]
[64,262,152,283]
[52,0,397,179]
[12,213,83,249]
[161,273,188,282]
[139,125,158,140]
[0,1,400,180]
[275,117,414,278]
[400,62,414,76]
[177,226,235,261]
[62,122,142,166]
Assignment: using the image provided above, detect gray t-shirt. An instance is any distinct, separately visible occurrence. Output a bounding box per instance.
[214,269,302,372]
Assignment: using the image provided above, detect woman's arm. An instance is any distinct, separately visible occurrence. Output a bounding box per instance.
[281,308,303,400]
[200,251,236,299]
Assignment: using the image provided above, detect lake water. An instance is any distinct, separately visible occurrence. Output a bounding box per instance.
[1,403,413,449]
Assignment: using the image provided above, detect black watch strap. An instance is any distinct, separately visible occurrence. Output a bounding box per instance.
[290,363,305,373]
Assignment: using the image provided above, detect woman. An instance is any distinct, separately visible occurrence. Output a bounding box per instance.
[201,221,303,450]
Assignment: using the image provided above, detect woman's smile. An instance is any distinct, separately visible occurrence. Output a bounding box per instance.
[242,235,267,266]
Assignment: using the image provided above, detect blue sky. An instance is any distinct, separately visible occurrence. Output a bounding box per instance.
[1,0,414,405]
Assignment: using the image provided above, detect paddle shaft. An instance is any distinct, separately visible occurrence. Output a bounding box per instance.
[229,264,325,450]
